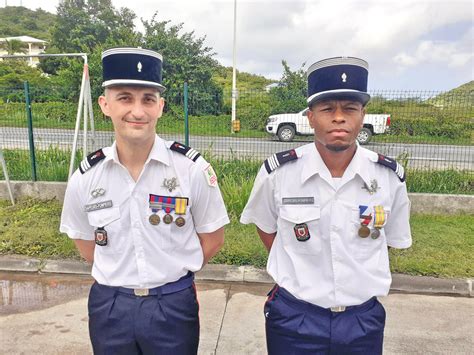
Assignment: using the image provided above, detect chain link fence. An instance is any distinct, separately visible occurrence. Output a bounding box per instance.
[0,83,473,182]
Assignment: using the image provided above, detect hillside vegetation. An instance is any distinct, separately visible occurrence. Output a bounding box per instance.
[0,6,55,40]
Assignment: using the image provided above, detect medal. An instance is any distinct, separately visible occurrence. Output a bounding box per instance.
[94,227,108,246]
[163,214,173,224]
[358,205,372,238]
[371,228,381,239]
[371,206,386,240]
[149,214,160,225]
[358,225,370,238]
[175,216,186,227]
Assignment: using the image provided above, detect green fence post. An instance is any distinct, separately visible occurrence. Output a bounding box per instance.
[24,81,37,181]
[184,82,189,146]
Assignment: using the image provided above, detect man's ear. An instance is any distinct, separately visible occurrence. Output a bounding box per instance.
[360,107,366,128]
[98,95,109,116]
[307,109,316,129]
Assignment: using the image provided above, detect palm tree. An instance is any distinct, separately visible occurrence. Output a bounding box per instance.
[0,39,28,55]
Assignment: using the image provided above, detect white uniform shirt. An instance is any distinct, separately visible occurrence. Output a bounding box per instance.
[241,143,412,308]
[61,135,230,288]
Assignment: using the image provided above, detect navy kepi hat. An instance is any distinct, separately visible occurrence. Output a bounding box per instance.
[102,47,165,92]
[307,57,370,107]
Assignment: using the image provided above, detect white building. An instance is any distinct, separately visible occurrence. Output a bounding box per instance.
[0,35,47,66]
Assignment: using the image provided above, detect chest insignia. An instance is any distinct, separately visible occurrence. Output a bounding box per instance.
[362,179,379,194]
[91,187,106,198]
[162,177,179,192]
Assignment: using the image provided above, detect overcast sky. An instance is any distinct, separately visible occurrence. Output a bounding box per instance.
[9,0,474,91]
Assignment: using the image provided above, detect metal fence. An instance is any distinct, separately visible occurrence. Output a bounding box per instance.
[0,83,473,181]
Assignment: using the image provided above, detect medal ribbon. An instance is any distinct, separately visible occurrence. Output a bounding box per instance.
[373,206,385,228]
[359,205,372,226]
[149,194,163,213]
[175,197,188,215]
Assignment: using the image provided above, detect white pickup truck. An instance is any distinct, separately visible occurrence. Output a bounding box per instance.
[265,108,391,144]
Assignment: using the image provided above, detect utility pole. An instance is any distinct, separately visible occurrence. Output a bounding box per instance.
[231,0,239,133]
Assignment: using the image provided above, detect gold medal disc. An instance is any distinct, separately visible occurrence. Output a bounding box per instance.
[149,214,160,225]
[358,225,370,238]
[175,217,186,227]
[163,214,173,224]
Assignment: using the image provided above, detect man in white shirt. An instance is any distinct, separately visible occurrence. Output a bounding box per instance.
[241,57,411,354]
[61,47,229,354]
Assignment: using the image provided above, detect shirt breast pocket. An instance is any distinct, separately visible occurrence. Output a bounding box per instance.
[278,205,321,255]
[87,207,122,254]
[350,206,390,259]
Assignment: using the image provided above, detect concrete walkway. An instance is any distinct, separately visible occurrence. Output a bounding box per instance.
[1,275,473,354]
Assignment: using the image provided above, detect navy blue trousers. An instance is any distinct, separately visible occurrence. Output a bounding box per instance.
[88,278,199,355]
[264,286,385,355]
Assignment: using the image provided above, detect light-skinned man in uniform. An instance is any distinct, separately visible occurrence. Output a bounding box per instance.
[241,56,411,354]
[60,47,229,354]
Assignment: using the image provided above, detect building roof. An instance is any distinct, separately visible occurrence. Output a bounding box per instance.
[0,36,47,43]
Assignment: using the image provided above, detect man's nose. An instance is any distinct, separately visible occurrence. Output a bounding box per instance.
[333,107,346,122]
[130,102,146,118]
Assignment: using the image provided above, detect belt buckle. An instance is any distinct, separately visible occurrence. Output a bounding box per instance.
[330,306,346,312]
[134,288,149,297]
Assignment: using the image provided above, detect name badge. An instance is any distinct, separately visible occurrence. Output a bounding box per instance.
[84,200,113,212]
[282,197,314,205]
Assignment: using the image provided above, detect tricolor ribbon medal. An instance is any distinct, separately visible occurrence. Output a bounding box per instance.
[294,223,310,242]
[358,205,372,238]
[371,206,386,239]
[162,196,175,224]
[149,194,163,225]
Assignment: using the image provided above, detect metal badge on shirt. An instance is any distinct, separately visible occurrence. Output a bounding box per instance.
[84,200,113,212]
[362,179,379,194]
[162,177,179,192]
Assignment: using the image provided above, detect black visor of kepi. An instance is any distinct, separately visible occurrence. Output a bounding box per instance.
[102,47,166,93]
[306,57,370,107]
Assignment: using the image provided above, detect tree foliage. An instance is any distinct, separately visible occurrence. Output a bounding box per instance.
[269,60,307,114]
[142,15,220,96]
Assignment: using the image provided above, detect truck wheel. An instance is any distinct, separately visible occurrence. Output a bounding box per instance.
[277,125,295,142]
[357,127,372,145]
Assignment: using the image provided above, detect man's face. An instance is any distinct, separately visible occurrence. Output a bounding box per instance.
[307,99,365,152]
[98,86,164,145]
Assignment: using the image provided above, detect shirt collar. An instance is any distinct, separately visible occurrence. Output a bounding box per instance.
[300,143,373,187]
[102,135,170,166]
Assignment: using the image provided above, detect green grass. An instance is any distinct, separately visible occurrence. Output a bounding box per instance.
[0,198,472,278]
[1,150,472,195]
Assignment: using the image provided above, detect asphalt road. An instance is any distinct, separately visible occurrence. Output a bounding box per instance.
[1,127,473,170]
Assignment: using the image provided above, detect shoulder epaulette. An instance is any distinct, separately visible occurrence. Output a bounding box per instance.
[79,149,106,174]
[376,154,405,182]
[264,149,298,174]
[169,141,201,162]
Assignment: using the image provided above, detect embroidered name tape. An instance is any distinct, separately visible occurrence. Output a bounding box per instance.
[282,197,314,205]
[84,200,113,212]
